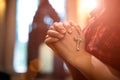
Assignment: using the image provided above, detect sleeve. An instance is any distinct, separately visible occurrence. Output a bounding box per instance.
[84,23,120,72]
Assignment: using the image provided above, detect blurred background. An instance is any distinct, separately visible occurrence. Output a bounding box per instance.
[0,0,98,80]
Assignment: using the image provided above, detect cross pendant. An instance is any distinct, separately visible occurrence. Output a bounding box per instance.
[74,35,82,51]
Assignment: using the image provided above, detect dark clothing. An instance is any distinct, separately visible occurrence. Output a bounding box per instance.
[84,18,120,72]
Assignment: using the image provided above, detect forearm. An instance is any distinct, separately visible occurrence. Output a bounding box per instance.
[72,51,120,80]
[66,63,88,80]
[57,50,120,80]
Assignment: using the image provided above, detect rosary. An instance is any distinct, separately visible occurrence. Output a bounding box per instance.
[68,23,82,51]
[73,25,82,51]
[74,34,82,51]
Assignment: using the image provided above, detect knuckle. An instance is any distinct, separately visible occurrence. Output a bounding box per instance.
[54,32,59,37]
[47,30,51,34]
[49,26,54,30]
[53,22,58,26]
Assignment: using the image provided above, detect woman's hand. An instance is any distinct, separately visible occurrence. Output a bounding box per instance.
[44,21,86,63]
[45,21,89,80]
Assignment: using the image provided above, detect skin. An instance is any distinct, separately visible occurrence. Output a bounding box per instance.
[44,21,120,80]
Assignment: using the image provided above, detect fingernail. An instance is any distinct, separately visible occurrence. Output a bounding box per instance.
[68,29,72,34]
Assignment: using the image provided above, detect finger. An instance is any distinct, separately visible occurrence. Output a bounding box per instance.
[49,25,55,30]
[69,20,76,26]
[47,29,64,39]
[75,25,82,34]
[69,21,81,32]
[44,37,59,44]
[53,22,66,34]
[68,20,82,35]
[45,35,49,39]
[63,21,70,30]
[69,20,81,32]
[63,21,73,34]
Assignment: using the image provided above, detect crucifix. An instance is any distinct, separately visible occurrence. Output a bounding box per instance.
[74,35,82,51]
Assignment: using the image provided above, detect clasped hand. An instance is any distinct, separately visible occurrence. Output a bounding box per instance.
[44,21,85,62]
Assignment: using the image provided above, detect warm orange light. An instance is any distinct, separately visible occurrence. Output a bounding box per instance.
[80,0,98,12]
[0,0,6,17]
[78,0,98,27]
